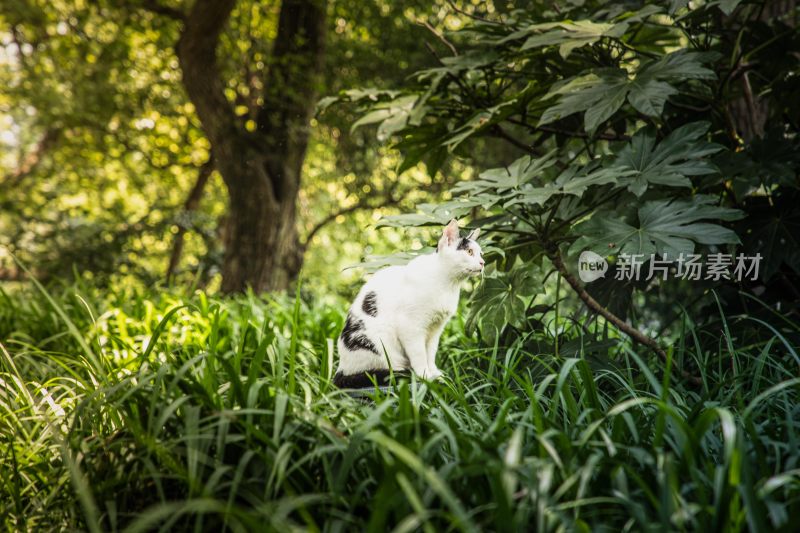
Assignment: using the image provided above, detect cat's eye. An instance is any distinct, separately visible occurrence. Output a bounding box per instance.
[467,249,474,256]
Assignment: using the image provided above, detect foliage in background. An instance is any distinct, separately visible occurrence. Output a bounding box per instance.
[328,0,800,358]
[1,280,800,530]
[0,0,516,292]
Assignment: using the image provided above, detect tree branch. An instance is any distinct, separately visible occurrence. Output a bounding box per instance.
[166,156,215,281]
[9,25,35,75]
[416,20,458,56]
[139,0,186,21]
[176,0,240,181]
[303,188,400,246]
[545,245,702,385]
[445,0,500,24]
[491,125,539,154]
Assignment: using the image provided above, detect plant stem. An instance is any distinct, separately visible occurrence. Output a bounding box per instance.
[545,245,702,385]
[554,272,561,358]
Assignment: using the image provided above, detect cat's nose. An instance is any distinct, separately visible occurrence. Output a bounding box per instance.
[479,259,485,267]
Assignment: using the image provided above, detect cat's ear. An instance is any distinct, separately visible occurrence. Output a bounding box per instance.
[466,228,481,241]
[438,219,460,250]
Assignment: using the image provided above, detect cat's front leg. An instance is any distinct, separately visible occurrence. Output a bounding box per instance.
[425,326,445,379]
[399,331,437,379]
[426,367,443,380]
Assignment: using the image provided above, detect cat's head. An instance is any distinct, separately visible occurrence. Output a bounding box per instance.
[437,219,484,278]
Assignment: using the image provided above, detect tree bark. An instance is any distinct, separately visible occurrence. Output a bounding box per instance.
[175,0,325,293]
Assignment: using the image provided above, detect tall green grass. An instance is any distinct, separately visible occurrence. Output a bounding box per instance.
[1,281,799,531]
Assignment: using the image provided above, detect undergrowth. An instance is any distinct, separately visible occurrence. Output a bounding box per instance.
[1,280,799,532]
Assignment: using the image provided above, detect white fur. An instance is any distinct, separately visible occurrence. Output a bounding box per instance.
[336,221,483,380]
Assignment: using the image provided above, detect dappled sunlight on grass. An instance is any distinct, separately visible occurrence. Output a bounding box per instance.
[1,281,799,530]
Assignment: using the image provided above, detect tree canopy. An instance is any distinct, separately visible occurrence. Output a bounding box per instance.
[0,0,480,291]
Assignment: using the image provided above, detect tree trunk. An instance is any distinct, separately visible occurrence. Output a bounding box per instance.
[176,0,324,293]
[220,151,303,292]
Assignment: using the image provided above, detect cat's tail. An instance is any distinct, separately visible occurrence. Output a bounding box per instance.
[332,368,408,388]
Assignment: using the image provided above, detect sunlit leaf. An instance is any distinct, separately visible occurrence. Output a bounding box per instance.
[378,200,483,228]
[516,20,628,58]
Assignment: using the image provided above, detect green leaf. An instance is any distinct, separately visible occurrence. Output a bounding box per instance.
[584,82,629,133]
[378,200,483,228]
[558,166,625,196]
[627,79,678,116]
[343,87,402,101]
[466,265,539,336]
[570,195,743,258]
[517,20,627,58]
[394,126,450,175]
[669,0,691,14]
[453,152,558,199]
[507,186,559,207]
[314,95,340,114]
[506,164,628,207]
[718,0,743,15]
[617,5,664,23]
[350,108,393,131]
[636,50,717,82]
[316,88,402,115]
[441,111,494,150]
[437,50,501,71]
[538,52,715,132]
[350,95,420,141]
[614,122,723,197]
[539,69,629,134]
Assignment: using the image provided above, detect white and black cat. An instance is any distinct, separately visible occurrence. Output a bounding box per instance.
[333,220,484,387]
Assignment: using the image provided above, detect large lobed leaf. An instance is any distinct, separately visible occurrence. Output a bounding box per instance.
[506,164,631,208]
[452,152,559,198]
[465,264,539,337]
[539,51,716,134]
[539,69,630,134]
[570,195,744,258]
[448,121,720,211]
[615,122,723,196]
[510,20,628,58]
[378,200,484,228]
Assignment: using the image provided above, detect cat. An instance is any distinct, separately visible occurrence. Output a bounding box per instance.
[333,219,484,388]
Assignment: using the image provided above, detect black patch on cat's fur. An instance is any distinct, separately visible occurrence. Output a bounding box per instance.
[333,369,408,388]
[340,312,379,354]
[457,237,471,250]
[361,291,378,317]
